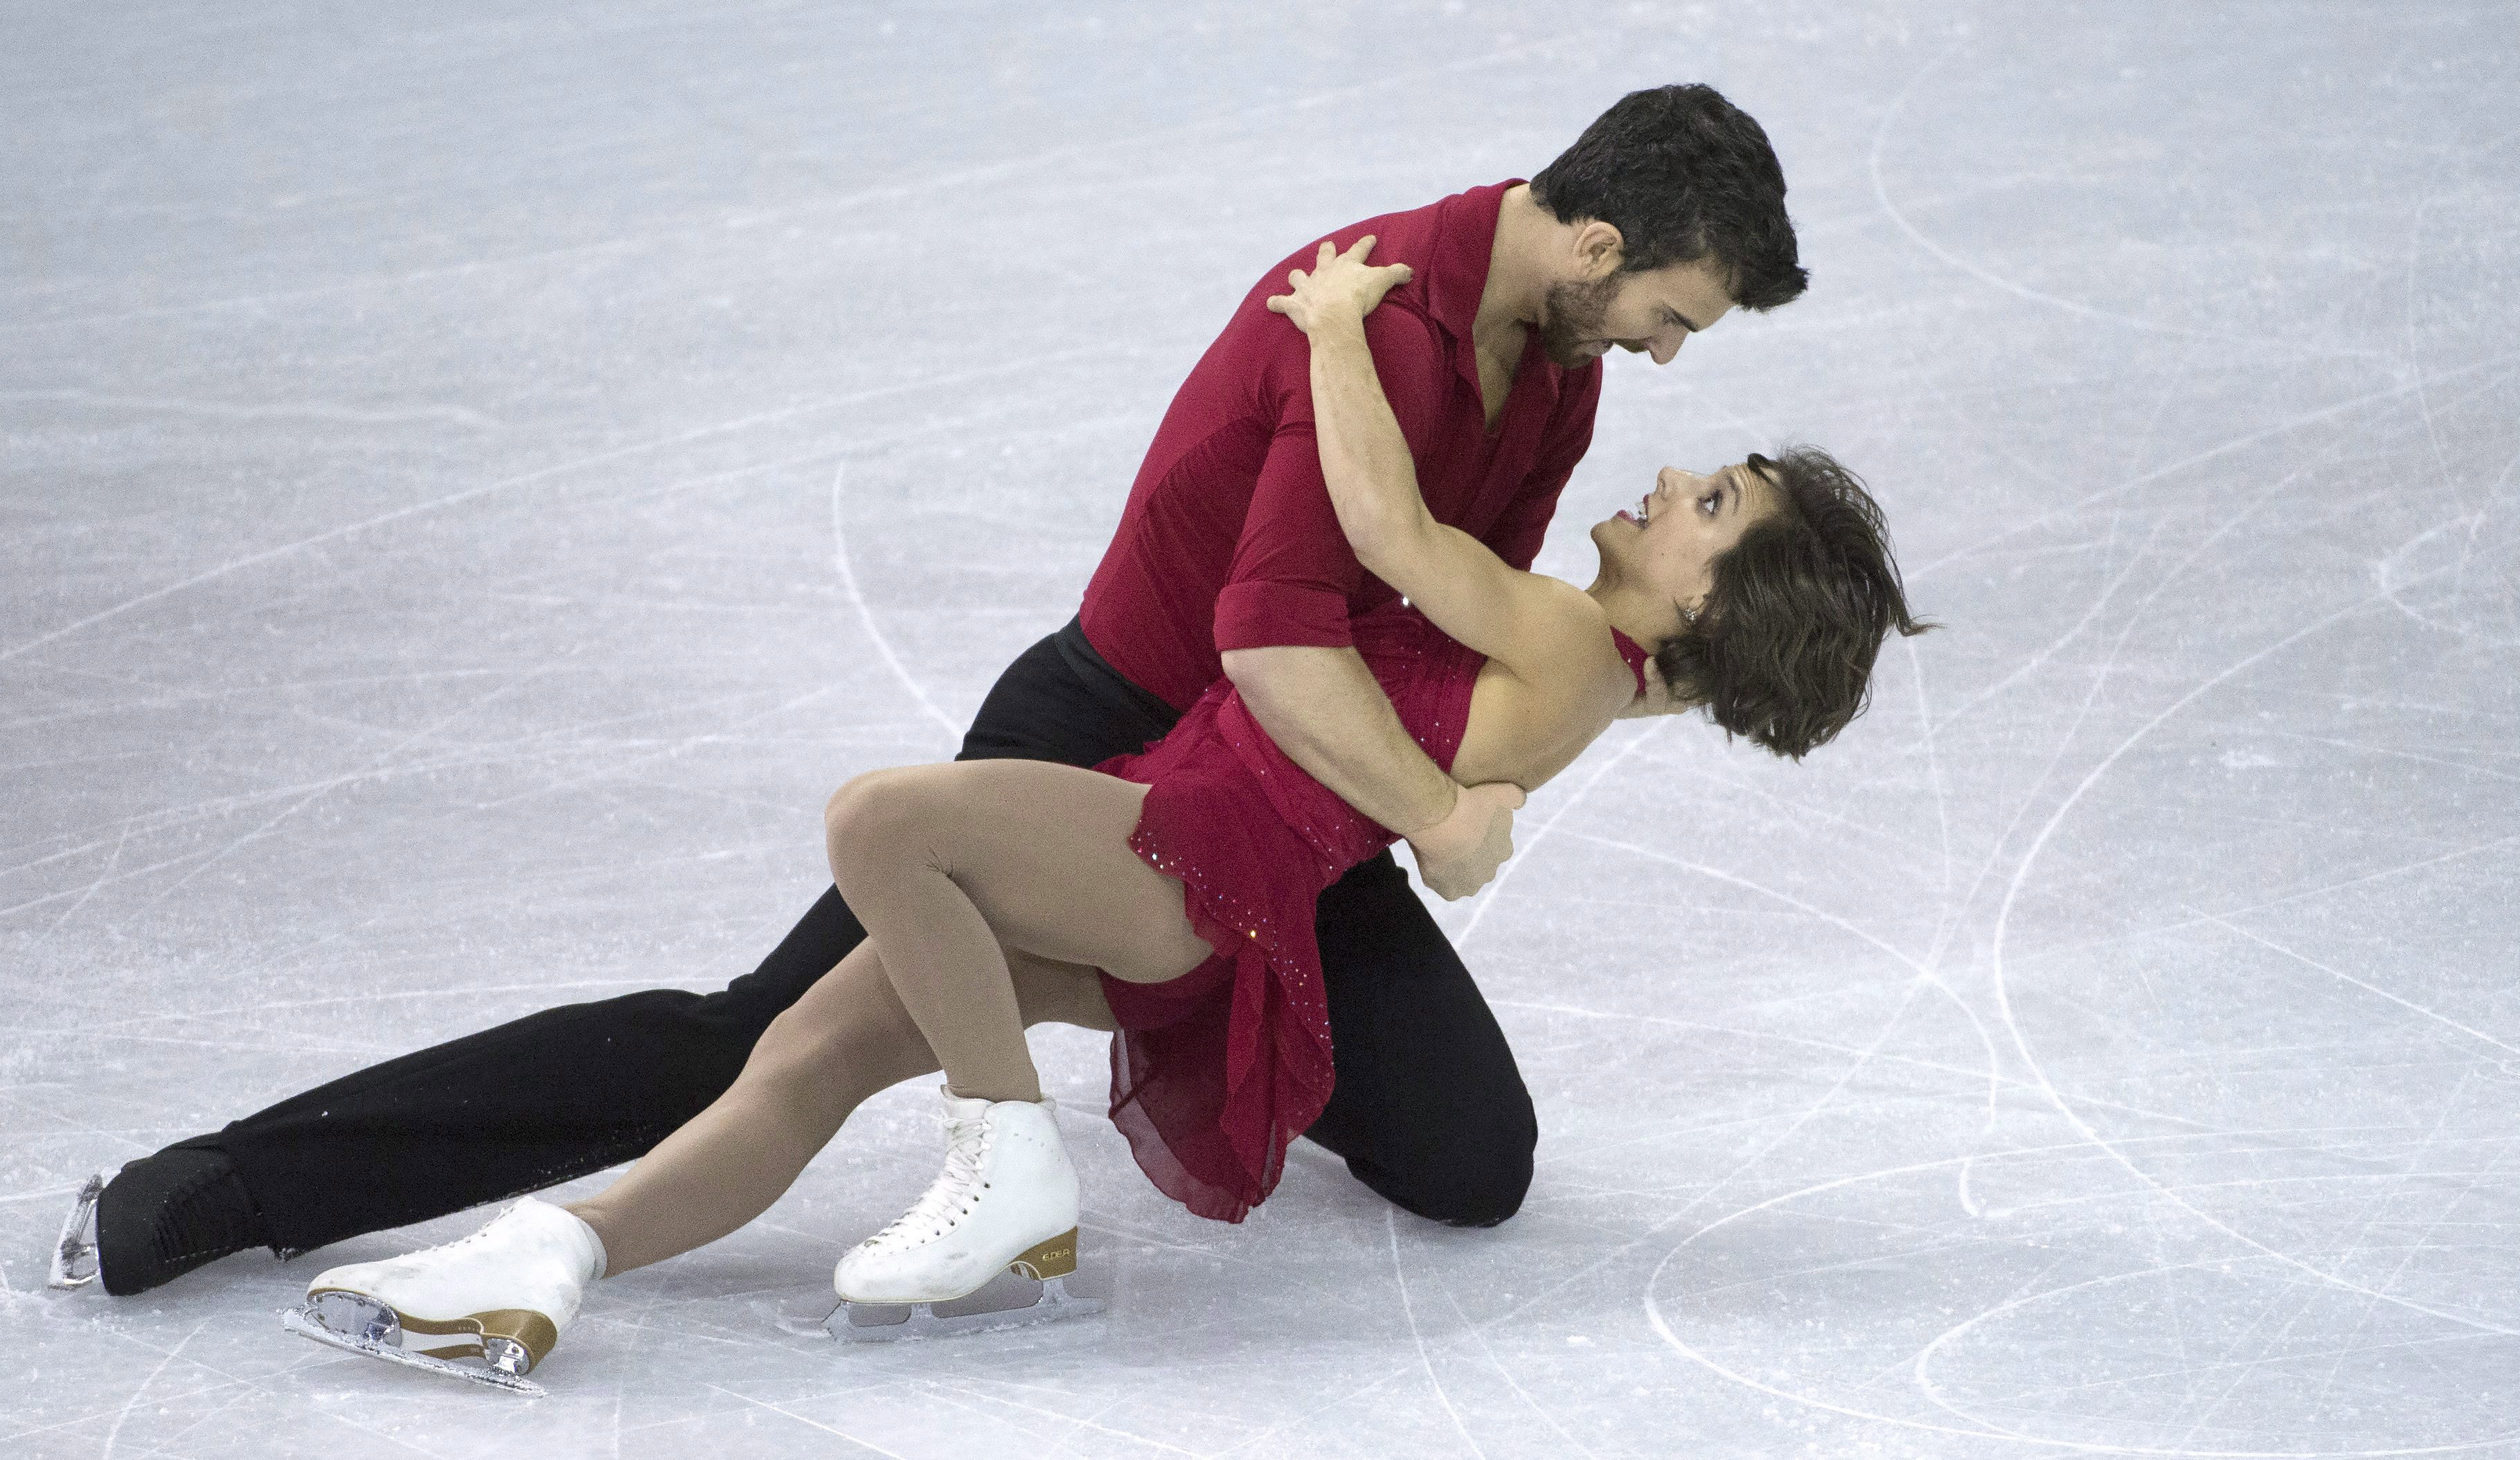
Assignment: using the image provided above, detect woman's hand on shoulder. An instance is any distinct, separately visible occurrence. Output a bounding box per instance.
[1266,235,1413,337]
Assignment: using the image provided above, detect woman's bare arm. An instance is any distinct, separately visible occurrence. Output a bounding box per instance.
[1268,239,1599,680]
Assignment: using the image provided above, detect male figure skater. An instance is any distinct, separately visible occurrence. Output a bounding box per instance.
[75,84,1805,1294]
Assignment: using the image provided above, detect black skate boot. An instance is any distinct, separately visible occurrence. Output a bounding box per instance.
[95,1148,271,1295]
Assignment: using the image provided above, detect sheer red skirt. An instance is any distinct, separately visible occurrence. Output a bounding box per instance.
[1091,607,1487,1222]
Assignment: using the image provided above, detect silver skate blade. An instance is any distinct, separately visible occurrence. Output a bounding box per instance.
[825,1272,1106,1344]
[47,1171,111,1290]
[280,1307,546,1397]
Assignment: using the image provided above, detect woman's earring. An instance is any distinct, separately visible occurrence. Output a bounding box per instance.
[1680,603,1701,626]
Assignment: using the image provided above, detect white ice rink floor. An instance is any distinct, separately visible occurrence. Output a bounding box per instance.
[7,3,2519,1456]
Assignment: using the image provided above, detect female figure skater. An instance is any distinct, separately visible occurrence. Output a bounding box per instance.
[288,240,1928,1386]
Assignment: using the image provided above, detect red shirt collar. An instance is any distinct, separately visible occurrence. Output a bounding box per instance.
[1421,179,1523,352]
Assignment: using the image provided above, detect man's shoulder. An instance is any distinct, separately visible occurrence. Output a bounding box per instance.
[1269,187,1466,270]
[1236,180,1511,318]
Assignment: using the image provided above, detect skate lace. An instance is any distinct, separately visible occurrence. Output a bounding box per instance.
[422,1212,518,1256]
[865,1113,992,1249]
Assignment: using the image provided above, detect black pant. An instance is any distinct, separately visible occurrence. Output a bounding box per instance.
[187,620,1537,1252]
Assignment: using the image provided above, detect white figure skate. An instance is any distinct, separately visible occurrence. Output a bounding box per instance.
[826,1089,1105,1343]
[280,1195,605,1396]
[48,1169,116,1289]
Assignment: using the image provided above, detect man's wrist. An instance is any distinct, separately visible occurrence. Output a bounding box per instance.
[1397,780,1462,842]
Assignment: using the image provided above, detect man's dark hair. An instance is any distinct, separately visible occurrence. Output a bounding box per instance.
[1529,84,1807,311]
[1657,447,1932,758]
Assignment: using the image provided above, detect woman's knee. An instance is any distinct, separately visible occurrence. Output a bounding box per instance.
[824,767,947,889]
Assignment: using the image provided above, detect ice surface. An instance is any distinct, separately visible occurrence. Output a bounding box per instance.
[6,3,2517,1457]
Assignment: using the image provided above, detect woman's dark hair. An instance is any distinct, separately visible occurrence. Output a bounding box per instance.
[1528,84,1807,312]
[1657,447,1933,758]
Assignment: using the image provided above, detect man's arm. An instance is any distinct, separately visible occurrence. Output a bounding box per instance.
[1213,306,1521,899]
[1220,642,1467,835]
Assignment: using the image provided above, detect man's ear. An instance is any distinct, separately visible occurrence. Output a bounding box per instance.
[1570,220,1626,281]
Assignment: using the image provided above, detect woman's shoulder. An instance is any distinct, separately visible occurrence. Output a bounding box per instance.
[1497,580,1630,695]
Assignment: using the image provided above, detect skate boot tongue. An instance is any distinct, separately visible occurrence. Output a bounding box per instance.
[866,1090,1015,1248]
[939,1089,999,1121]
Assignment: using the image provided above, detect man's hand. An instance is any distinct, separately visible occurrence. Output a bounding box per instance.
[1403,780,1526,900]
[1615,655,1691,719]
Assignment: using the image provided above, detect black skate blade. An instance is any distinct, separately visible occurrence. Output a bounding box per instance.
[824,1271,1107,1344]
[48,1171,111,1290]
[280,1307,546,1397]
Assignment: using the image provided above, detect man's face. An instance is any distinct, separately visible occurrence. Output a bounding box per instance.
[1537,257,1737,370]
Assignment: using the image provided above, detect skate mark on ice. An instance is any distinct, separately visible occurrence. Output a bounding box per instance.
[1637,1146,2520,1454]
[0,678,752,885]
[1868,45,2391,361]
[922,1380,1204,1458]
[830,462,960,745]
[1987,562,2520,1339]
[1915,459,2310,985]
[0,350,1112,668]
[1906,352,2520,587]
[1492,997,2035,1116]
[2021,832,2520,967]
[1437,1283,1605,1460]
[0,33,1586,344]
[2200,914,2520,1060]
[1559,830,2003,1115]
[126,675,539,919]
[1387,1209,1488,1460]
[1454,716,1662,950]
[699,1384,912,1458]
[1904,632,1961,980]
[463,681,850,812]
[99,1317,213,1460]
[0,386,500,430]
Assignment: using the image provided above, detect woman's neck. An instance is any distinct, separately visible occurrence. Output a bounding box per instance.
[1584,577,1681,652]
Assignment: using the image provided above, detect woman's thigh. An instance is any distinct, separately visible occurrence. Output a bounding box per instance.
[830,760,1213,987]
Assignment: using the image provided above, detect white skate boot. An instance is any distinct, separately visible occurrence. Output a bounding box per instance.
[280,1195,605,1396]
[827,1088,1105,1342]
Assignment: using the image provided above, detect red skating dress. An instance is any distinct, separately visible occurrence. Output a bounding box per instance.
[1093,603,1653,1222]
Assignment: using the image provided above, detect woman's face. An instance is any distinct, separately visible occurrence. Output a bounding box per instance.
[1591,457,1780,613]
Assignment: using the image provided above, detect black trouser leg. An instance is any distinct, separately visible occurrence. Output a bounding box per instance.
[189,887,868,1254]
[1301,852,1539,1227]
[185,621,1179,1256]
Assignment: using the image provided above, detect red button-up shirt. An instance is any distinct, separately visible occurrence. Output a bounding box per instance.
[1076,180,1602,713]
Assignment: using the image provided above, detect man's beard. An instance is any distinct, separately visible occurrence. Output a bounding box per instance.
[1537,274,1620,368]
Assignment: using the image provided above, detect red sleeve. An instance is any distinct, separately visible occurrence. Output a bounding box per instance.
[1483,363,1600,571]
[1212,305,1452,655]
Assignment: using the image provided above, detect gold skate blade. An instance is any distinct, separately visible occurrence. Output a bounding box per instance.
[826,1271,1107,1344]
[303,1290,560,1371]
[280,1306,546,1396]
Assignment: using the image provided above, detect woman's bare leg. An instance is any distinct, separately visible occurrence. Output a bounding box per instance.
[566,758,1200,1276]
[565,938,1113,1275]
[822,760,1215,1105]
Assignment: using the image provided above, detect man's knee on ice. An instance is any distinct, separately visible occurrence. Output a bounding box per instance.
[1353,1115,1536,1229]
